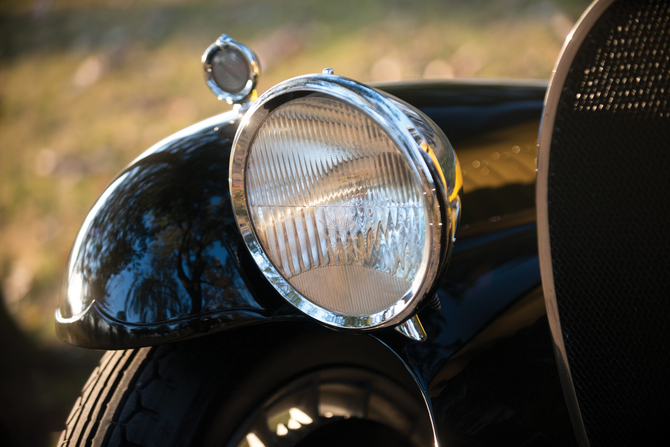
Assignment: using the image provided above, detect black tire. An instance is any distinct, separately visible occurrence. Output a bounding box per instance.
[56,343,217,447]
[57,322,432,447]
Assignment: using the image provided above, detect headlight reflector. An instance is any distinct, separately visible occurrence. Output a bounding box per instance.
[230,74,458,329]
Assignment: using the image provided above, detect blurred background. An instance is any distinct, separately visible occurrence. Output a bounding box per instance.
[0,0,589,445]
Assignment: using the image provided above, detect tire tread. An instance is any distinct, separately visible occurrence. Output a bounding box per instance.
[58,342,212,447]
[57,348,153,447]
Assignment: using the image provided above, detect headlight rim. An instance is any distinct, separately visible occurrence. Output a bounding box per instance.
[230,73,451,330]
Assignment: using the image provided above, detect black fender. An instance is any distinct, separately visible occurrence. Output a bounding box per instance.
[56,79,548,350]
[55,111,303,349]
[56,79,576,444]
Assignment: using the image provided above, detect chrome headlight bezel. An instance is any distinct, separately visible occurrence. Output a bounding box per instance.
[229,73,458,330]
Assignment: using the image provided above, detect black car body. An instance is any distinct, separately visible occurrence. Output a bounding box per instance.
[55,1,670,446]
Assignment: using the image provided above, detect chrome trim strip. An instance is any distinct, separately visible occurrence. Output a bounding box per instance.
[55,301,96,324]
[395,315,427,341]
[230,73,459,331]
[536,1,614,445]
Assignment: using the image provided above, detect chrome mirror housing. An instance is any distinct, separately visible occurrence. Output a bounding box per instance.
[202,34,261,108]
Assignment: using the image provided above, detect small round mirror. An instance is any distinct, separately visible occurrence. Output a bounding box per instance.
[202,34,260,105]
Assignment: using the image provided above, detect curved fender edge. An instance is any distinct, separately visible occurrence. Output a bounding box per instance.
[56,111,301,349]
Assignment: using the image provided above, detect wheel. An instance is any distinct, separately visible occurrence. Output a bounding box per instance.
[57,322,433,447]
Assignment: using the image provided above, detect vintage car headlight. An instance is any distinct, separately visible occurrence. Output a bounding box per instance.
[230,72,459,330]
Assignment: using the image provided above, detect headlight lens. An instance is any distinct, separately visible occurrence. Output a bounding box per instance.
[230,74,458,329]
[246,95,427,316]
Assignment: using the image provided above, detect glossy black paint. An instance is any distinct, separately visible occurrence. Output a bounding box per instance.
[375,223,574,445]
[378,79,546,146]
[57,79,547,348]
[382,80,545,227]
[56,80,573,443]
[56,114,305,348]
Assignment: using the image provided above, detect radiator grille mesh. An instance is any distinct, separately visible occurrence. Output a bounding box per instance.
[546,0,670,444]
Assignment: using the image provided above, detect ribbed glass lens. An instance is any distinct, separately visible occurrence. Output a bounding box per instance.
[245,96,428,317]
